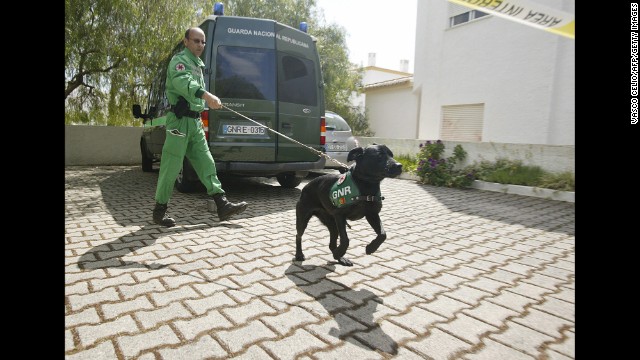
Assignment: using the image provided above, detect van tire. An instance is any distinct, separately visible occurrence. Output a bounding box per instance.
[141,139,153,172]
[276,173,302,188]
[176,160,199,193]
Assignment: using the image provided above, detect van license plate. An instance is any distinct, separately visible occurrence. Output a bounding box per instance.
[326,143,347,151]
[223,125,266,135]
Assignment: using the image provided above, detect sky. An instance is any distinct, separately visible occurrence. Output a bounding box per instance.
[315,0,417,73]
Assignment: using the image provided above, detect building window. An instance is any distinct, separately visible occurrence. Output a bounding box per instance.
[441,104,484,142]
[450,12,470,27]
[473,10,489,19]
[448,3,490,28]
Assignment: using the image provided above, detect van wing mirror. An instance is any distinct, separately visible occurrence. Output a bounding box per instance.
[132,104,143,119]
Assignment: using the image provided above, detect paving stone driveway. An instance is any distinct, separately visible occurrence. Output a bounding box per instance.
[65,166,575,360]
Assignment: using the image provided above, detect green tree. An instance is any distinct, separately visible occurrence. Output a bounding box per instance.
[65,0,371,133]
[65,0,209,125]
[225,0,315,26]
[313,25,371,136]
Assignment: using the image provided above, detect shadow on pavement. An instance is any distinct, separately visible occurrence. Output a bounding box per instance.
[285,263,398,355]
[402,181,575,236]
[74,167,302,271]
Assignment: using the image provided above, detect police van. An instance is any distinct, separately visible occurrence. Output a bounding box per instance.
[132,2,326,191]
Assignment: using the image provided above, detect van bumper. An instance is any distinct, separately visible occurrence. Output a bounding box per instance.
[215,157,326,175]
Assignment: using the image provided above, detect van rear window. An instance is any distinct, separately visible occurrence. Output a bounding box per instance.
[278,54,317,106]
[214,46,318,106]
[215,46,276,100]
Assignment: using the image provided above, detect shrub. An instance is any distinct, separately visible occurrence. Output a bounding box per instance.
[402,147,575,191]
[464,158,575,191]
[539,171,575,191]
[415,140,474,188]
[394,154,417,174]
[472,159,544,186]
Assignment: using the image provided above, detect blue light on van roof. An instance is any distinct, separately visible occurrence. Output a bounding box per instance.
[299,22,308,33]
[214,2,224,15]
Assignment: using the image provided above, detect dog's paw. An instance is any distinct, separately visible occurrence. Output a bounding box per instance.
[294,253,306,262]
[365,242,381,255]
[365,245,374,254]
[337,257,353,266]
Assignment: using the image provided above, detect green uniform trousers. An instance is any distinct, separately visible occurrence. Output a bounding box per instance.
[154,113,224,204]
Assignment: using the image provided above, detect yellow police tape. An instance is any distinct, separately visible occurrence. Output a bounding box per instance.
[448,0,574,39]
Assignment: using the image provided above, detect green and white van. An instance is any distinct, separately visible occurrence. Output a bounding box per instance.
[133,3,326,190]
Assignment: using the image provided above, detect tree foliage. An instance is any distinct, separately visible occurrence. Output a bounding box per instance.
[313,25,371,136]
[65,0,209,125]
[65,0,370,134]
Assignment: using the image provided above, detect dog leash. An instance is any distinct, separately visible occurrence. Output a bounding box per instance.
[220,105,350,169]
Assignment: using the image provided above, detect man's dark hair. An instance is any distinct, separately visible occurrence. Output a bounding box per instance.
[184,28,191,39]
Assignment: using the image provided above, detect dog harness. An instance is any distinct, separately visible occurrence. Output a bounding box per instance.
[329,171,384,208]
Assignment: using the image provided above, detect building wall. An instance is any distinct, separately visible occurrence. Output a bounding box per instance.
[413,0,575,146]
[352,66,413,112]
[362,66,411,84]
[364,83,419,139]
[65,125,142,166]
[64,126,574,175]
[358,137,574,175]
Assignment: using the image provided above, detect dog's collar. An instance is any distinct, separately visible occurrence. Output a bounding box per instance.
[352,194,385,202]
[329,171,383,208]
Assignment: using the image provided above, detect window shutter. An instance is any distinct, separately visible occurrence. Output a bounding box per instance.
[441,103,484,142]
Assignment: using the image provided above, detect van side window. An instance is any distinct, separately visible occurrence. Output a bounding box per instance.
[278,54,317,106]
[215,46,276,100]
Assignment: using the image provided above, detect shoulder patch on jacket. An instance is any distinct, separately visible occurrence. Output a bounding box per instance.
[175,63,186,71]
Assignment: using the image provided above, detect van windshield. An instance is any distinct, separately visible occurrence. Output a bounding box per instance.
[215,46,276,100]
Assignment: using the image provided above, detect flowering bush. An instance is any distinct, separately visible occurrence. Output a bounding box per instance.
[415,140,475,188]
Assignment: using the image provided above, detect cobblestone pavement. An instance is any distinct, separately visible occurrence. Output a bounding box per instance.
[65,166,575,360]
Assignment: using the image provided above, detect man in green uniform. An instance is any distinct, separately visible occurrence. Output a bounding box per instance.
[153,27,248,227]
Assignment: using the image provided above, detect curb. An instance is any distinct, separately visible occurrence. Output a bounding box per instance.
[397,173,574,203]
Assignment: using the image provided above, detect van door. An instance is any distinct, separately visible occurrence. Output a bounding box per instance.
[207,17,278,163]
[275,24,323,162]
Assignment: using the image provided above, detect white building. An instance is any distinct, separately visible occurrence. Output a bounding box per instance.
[355,53,419,139]
[356,1,574,146]
[413,0,575,145]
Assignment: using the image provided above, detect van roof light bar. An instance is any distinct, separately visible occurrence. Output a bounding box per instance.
[214,2,224,16]
[299,22,308,33]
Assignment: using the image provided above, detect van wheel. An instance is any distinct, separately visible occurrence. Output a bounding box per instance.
[176,160,198,193]
[141,139,153,172]
[276,173,302,188]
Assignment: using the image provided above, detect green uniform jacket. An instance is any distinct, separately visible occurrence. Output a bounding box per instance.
[155,47,226,204]
[166,49,207,111]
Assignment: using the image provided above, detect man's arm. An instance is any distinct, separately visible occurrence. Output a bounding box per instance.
[201,91,222,109]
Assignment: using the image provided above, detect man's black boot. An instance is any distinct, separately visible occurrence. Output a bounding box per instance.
[212,193,248,221]
[153,202,176,227]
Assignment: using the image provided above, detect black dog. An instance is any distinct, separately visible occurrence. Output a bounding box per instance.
[295,144,403,266]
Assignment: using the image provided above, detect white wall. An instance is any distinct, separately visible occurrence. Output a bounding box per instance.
[65,125,142,166]
[351,66,413,112]
[365,83,419,138]
[358,137,574,175]
[414,0,575,146]
[64,125,574,175]
[363,66,411,85]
